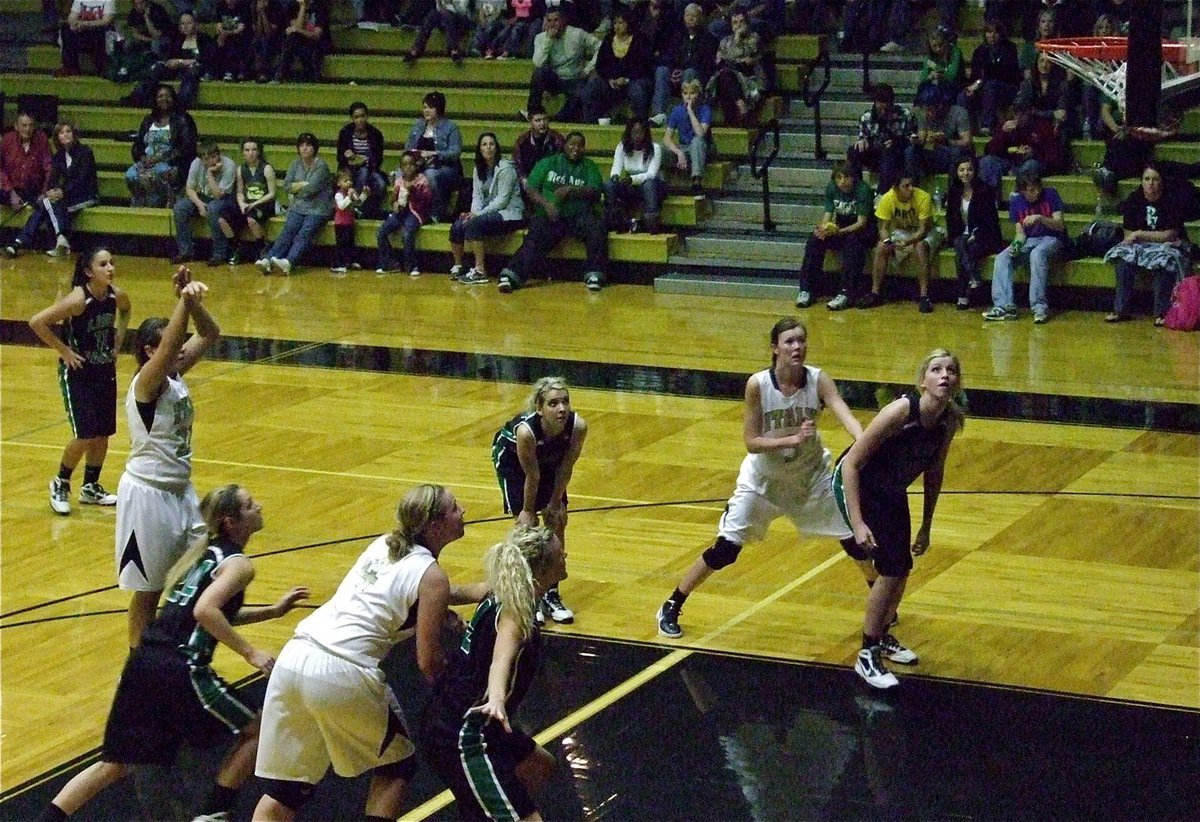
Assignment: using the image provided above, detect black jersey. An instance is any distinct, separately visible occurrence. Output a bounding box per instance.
[429,595,542,721]
[62,284,117,366]
[859,392,951,492]
[241,162,269,203]
[141,539,245,667]
[491,410,576,479]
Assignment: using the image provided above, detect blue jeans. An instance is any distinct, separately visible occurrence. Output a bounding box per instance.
[423,165,462,221]
[652,66,700,117]
[377,210,422,270]
[267,209,328,266]
[979,155,1041,192]
[528,66,587,122]
[604,177,666,224]
[352,166,388,217]
[174,196,236,259]
[1113,259,1177,319]
[581,75,651,122]
[990,234,1062,313]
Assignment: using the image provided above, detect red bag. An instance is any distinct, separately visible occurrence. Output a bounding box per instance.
[1163,275,1200,331]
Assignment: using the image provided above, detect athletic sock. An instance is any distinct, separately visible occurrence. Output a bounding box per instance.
[57,464,73,482]
[199,784,237,816]
[36,804,68,822]
[862,633,880,650]
[83,464,102,485]
[667,588,688,608]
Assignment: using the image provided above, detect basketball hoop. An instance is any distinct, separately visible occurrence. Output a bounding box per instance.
[1036,36,1200,116]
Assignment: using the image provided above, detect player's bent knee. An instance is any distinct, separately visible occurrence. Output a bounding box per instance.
[260,778,316,811]
[702,537,742,570]
[374,753,418,782]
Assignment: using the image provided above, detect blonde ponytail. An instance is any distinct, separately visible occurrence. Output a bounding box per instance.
[483,525,556,639]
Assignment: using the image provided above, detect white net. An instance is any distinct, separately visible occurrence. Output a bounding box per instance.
[1040,39,1200,116]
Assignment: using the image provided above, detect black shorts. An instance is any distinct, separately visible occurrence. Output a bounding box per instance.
[496,467,562,517]
[840,487,914,577]
[102,646,256,766]
[419,707,536,822]
[59,361,116,439]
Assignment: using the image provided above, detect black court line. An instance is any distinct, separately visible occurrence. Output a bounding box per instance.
[3,488,1194,625]
[3,321,1197,432]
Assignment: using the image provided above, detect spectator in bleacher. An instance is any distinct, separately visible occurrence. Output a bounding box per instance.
[250,0,289,83]
[958,19,1021,135]
[641,0,676,63]
[497,131,609,292]
[914,26,963,107]
[257,131,333,275]
[472,0,506,57]
[57,0,115,77]
[233,138,277,263]
[4,122,96,259]
[662,78,711,192]
[978,102,1068,193]
[982,168,1065,323]
[708,0,784,42]
[212,0,253,81]
[123,0,172,61]
[707,10,765,127]
[404,91,464,221]
[1081,13,1119,139]
[331,170,366,273]
[273,0,331,82]
[491,0,546,59]
[1,111,53,216]
[513,105,567,190]
[406,0,473,65]
[604,118,665,232]
[449,133,526,283]
[1018,8,1058,78]
[795,161,874,311]
[904,91,973,187]
[376,152,433,275]
[651,3,717,127]
[527,7,601,123]
[172,141,238,265]
[1090,0,1129,32]
[582,8,654,123]
[1104,162,1190,326]
[847,83,916,194]
[841,0,957,54]
[337,102,388,218]
[944,155,1002,309]
[127,13,213,110]
[1033,0,1092,36]
[126,85,198,207]
[1104,164,1192,326]
[864,173,939,312]
[1016,52,1077,150]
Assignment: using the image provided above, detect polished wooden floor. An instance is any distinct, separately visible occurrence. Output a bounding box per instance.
[1,253,1197,795]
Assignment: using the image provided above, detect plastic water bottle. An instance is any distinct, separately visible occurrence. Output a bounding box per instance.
[933,187,943,211]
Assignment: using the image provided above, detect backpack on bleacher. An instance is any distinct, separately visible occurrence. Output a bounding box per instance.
[1070,220,1122,259]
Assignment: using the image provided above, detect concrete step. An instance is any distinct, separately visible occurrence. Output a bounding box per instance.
[654,271,797,300]
[728,164,836,193]
[682,231,805,264]
[706,197,823,227]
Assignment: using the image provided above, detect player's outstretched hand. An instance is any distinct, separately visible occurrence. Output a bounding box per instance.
[274,586,310,617]
[172,265,192,294]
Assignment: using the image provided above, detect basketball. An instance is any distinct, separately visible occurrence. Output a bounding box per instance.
[822,222,839,234]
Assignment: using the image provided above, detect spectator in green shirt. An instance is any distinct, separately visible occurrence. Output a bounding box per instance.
[498,132,609,293]
[797,162,875,312]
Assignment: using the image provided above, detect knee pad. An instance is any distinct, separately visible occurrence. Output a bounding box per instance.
[374,753,418,782]
[260,778,316,812]
[702,537,742,570]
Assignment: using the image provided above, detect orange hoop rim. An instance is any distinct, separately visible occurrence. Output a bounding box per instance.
[1036,36,1190,65]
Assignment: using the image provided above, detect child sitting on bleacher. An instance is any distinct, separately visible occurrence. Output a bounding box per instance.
[376,153,433,276]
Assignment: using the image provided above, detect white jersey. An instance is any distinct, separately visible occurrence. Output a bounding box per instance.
[741,366,829,489]
[123,370,194,492]
[294,536,437,669]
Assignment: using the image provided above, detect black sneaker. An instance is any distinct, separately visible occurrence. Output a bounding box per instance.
[657,600,682,639]
[918,296,933,313]
[879,633,918,664]
[855,292,883,309]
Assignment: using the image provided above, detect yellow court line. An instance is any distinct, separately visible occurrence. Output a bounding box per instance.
[403,548,849,819]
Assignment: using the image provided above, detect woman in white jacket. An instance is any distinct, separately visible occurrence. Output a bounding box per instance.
[605,118,665,233]
[448,132,526,284]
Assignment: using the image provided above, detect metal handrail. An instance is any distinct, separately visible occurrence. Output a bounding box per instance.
[749,118,781,232]
[800,49,833,160]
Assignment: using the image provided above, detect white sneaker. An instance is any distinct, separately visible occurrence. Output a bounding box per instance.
[879,40,904,53]
[255,257,272,274]
[826,292,850,311]
[540,587,574,623]
[79,481,118,506]
[880,633,918,664]
[449,264,464,280]
[795,289,812,308]
[855,646,899,689]
[49,477,71,515]
[650,113,666,127]
[459,267,488,284]
[409,267,421,277]
[330,265,348,274]
[272,257,291,275]
[47,236,71,256]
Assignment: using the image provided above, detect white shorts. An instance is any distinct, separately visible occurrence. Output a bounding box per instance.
[888,227,945,265]
[717,465,852,545]
[255,638,414,784]
[114,473,206,591]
